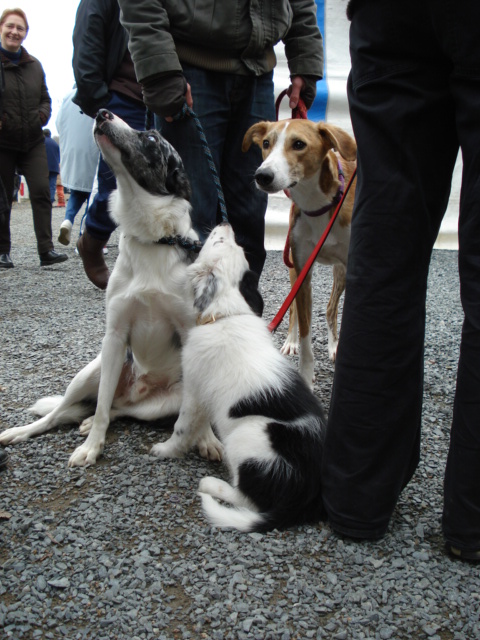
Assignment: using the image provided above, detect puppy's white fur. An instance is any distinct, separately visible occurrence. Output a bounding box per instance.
[154,224,326,532]
[243,119,357,387]
[0,112,222,466]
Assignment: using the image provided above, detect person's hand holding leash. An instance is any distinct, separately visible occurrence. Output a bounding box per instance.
[141,72,193,121]
[288,75,317,110]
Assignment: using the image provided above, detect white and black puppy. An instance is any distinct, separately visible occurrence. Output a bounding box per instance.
[152,223,326,532]
[0,111,222,467]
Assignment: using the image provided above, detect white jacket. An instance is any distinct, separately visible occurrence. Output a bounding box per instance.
[55,89,99,192]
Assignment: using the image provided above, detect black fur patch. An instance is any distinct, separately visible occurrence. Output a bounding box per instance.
[239,270,264,317]
[193,272,217,312]
[98,119,191,200]
[229,374,326,424]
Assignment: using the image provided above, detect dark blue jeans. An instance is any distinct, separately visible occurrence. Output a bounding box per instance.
[156,66,275,278]
[48,173,58,203]
[84,91,146,241]
[321,0,480,551]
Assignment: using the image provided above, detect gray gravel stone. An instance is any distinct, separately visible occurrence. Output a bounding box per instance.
[1,202,479,639]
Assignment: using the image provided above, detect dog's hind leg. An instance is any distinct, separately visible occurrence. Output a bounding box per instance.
[326,264,346,362]
[198,477,252,508]
[0,356,102,446]
[198,479,263,531]
[78,381,184,435]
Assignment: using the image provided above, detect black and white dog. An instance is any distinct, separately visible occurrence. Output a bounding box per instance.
[0,111,222,466]
[152,223,327,532]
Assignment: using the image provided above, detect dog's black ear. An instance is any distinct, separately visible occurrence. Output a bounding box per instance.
[193,271,217,312]
[166,156,192,201]
[239,270,264,317]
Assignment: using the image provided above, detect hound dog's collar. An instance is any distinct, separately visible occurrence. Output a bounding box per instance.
[156,235,203,253]
[302,161,345,218]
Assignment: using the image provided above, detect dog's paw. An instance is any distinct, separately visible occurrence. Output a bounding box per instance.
[328,342,338,363]
[280,336,299,356]
[78,416,94,435]
[0,426,30,445]
[68,442,103,467]
[197,433,223,462]
[198,476,224,496]
[150,440,184,459]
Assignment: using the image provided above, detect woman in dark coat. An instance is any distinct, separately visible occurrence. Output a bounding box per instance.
[0,8,67,268]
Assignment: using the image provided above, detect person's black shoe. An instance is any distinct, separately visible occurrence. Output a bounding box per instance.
[39,250,68,266]
[0,253,14,268]
[446,544,480,563]
[0,449,8,471]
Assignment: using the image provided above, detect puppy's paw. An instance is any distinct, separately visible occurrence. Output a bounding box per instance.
[78,416,94,435]
[198,476,224,496]
[150,439,184,459]
[197,433,223,462]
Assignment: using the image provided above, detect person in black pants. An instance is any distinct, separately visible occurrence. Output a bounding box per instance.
[321,0,480,562]
[72,0,146,290]
[0,8,67,268]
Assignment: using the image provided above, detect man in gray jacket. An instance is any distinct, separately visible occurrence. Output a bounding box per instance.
[118,0,323,280]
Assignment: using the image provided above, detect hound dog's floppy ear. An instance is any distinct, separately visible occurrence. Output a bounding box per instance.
[239,270,264,317]
[166,154,192,201]
[317,123,357,162]
[242,122,270,152]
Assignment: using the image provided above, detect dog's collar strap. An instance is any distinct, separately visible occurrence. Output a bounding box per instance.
[196,313,225,326]
[156,235,203,253]
[302,162,345,218]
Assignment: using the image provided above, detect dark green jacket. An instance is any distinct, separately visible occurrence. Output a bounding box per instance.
[0,47,51,152]
[118,0,323,81]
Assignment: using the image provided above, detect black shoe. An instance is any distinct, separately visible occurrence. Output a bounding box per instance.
[0,253,14,268]
[446,544,480,563]
[0,449,8,471]
[39,250,68,267]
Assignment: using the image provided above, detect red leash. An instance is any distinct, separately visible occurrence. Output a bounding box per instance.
[267,168,357,333]
[275,89,308,121]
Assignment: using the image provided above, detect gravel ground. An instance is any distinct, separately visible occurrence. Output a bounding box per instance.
[1,200,479,640]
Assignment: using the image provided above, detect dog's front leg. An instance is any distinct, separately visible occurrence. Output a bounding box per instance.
[151,398,223,461]
[68,333,127,467]
[293,269,315,388]
[326,264,346,362]
[280,267,300,356]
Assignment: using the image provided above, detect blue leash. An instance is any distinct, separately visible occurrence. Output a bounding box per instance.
[172,103,228,223]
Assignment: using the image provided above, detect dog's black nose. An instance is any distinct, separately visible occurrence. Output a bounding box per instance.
[96,109,114,123]
[255,168,275,188]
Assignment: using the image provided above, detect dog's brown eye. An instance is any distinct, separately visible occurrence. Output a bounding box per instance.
[262,140,270,149]
[293,140,306,150]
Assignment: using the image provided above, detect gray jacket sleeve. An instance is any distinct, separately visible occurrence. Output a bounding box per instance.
[118,0,182,83]
[284,0,324,80]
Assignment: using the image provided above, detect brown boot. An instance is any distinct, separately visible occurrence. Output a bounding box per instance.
[77,230,110,290]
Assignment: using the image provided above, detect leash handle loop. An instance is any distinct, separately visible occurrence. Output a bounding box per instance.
[275,89,308,121]
[267,168,357,333]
